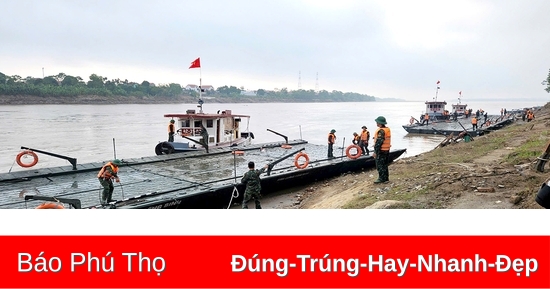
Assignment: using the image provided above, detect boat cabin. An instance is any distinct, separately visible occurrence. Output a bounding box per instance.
[164,109,252,148]
[424,100,447,117]
[452,103,468,115]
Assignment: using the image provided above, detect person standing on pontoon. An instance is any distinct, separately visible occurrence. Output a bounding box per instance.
[328,129,336,158]
[98,159,122,205]
[168,119,176,142]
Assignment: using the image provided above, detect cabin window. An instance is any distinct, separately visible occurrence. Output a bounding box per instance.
[206,119,213,128]
[194,120,201,127]
[183,120,190,127]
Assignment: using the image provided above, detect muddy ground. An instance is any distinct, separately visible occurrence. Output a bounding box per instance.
[260,104,550,209]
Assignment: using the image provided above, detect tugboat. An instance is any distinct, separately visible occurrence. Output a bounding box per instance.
[155,99,254,155]
[451,91,468,116]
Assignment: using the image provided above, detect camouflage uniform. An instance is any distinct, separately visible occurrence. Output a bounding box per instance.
[374,128,390,183]
[241,167,266,209]
[97,161,121,205]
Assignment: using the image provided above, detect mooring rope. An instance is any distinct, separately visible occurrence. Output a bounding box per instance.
[226,185,240,209]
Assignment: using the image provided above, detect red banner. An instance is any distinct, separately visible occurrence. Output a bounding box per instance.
[0,236,547,288]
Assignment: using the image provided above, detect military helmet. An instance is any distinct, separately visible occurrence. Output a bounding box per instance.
[111,159,123,166]
[353,132,358,135]
[375,116,387,125]
[330,129,336,133]
[170,119,175,123]
[362,125,367,129]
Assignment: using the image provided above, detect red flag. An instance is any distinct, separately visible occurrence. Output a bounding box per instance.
[436,80,441,84]
[189,58,201,69]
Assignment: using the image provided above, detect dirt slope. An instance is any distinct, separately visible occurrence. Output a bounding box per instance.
[267,104,550,209]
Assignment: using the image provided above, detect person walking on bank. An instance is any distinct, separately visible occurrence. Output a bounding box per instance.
[241,161,268,209]
[328,129,336,158]
[168,120,176,142]
[98,159,122,205]
[373,116,391,184]
[471,116,478,131]
[359,126,370,155]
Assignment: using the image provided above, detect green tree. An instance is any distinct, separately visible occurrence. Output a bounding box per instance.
[257,89,266,96]
[87,74,106,88]
[61,75,84,86]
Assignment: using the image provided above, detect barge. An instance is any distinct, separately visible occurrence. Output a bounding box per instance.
[0,140,406,209]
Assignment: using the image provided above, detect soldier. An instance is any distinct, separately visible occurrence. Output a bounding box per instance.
[328,129,336,158]
[373,116,391,184]
[359,125,370,155]
[97,159,122,205]
[241,161,268,209]
[352,132,360,145]
[168,119,176,142]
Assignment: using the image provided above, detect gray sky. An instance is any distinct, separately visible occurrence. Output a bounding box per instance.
[2,0,550,101]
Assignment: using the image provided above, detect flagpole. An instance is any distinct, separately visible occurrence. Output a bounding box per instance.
[435,85,438,101]
[199,66,203,113]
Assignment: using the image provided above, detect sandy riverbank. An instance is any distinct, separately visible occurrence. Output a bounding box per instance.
[259,103,550,209]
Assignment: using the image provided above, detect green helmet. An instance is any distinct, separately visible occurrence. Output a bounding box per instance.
[111,159,123,166]
[330,129,336,133]
[375,116,387,125]
[170,120,175,123]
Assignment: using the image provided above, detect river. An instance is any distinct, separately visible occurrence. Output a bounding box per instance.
[0,100,545,173]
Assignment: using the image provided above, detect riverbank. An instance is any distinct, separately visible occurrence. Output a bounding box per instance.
[262,103,550,209]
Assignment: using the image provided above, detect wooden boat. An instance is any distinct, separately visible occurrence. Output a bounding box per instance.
[0,141,406,209]
[155,100,253,155]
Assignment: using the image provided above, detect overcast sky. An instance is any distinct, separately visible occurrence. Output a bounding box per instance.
[2,0,550,101]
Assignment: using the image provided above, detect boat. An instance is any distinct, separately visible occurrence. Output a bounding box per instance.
[451,92,468,116]
[423,100,449,120]
[155,100,254,155]
[402,113,515,136]
[0,140,406,209]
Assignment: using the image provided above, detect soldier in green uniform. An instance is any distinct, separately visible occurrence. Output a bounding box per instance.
[241,161,268,209]
[372,116,391,184]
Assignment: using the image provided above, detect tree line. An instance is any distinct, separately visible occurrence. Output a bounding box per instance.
[0,71,376,101]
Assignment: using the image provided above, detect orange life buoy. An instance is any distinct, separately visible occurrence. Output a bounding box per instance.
[232,150,245,156]
[16,150,39,168]
[485,121,491,126]
[281,144,292,149]
[294,152,309,169]
[345,145,362,159]
[179,128,192,136]
[35,202,65,209]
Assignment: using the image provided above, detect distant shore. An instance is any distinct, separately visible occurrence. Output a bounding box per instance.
[0,95,383,105]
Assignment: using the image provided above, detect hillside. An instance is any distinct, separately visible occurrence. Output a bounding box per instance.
[264,103,550,209]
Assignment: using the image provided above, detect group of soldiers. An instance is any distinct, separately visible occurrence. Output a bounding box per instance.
[327,116,392,184]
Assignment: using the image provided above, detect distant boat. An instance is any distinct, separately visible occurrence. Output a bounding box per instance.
[155,100,254,155]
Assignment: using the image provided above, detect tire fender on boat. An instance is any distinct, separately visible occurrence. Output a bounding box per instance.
[294,152,309,169]
[345,145,362,160]
[16,150,39,168]
[35,202,65,209]
[281,144,292,149]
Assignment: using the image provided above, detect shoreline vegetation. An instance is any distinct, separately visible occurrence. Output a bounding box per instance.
[0,94,378,105]
[0,71,376,105]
